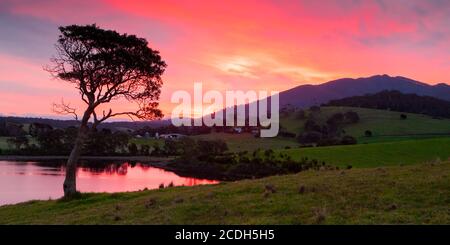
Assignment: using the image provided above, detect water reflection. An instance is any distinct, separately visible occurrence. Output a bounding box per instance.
[0,160,218,206]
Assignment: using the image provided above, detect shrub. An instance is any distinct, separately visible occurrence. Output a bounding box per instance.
[140,145,150,156]
[128,143,138,155]
[317,137,341,146]
[310,106,321,112]
[151,143,162,156]
[295,110,306,119]
[278,131,296,138]
[344,111,360,123]
[6,136,29,150]
[304,119,322,132]
[341,135,357,145]
[298,131,322,144]
[364,130,373,137]
[326,113,344,125]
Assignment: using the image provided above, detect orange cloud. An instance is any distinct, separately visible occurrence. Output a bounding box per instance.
[0,0,448,118]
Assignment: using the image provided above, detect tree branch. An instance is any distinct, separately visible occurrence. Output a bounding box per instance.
[52,99,79,121]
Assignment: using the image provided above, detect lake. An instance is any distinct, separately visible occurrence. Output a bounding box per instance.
[0,160,218,206]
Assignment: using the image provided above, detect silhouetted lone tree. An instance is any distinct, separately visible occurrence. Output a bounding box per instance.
[46,24,166,197]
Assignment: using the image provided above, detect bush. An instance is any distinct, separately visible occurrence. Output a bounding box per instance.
[365,130,373,137]
[326,113,344,125]
[317,137,341,146]
[310,106,321,112]
[304,119,322,132]
[400,114,407,120]
[278,131,296,138]
[6,136,29,150]
[341,135,357,145]
[344,111,360,123]
[140,145,150,156]
[197,139,228,156]
[298,131,322,144]
[128,143,138,155]
[295,110,306,119]
[151,143,163,156]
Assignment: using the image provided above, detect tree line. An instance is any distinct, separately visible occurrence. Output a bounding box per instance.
[325,90,450,119]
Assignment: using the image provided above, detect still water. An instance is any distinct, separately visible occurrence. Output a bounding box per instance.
[0,160,218,206]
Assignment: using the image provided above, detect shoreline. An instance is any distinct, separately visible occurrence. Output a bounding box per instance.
[0,155,235,181]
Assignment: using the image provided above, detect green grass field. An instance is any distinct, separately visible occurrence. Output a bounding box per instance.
[279,137,450,168]
[130,133,298,153]
[280,106,450,143]
[0,162,448,224]
[130,137,164,146]
[191,132,298,152]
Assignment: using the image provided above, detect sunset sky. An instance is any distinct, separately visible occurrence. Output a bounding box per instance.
[0,0,449,119]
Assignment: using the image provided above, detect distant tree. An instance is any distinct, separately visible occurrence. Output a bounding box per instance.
[5,123,26,137]
[364,130,373,137]
[298,131,322,144]
[163,139,181,155]
[197,139,228,156]
[110,131,130,153]
[128,143,138,155]
[341,135,357,145]
[151,142,162,156]
[344,111,360,123]
[326,90,450,119]
[140,145,150,156]
[83,129,130,155]
[278,131,296,138]
[295,109,306,119]
[317,137,341,146]
[400,114,407,120]
[36,129,68,154]
[46,24,166,197]
[327,113,344,124]
[304,119,322,132]
[310,106,321,112]
[29,123,53,137]
[0,120,6,136]
[7,136,29,150]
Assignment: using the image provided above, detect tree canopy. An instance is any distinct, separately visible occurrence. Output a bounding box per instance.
[47,24,166,125]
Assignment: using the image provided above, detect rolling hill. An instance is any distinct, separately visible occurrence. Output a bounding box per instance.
[279,137,450,168]
[325,90,450,118]
[280,106,450,143]
[279,74,450,108]
[212,74,450,123]
[1,161,448,224]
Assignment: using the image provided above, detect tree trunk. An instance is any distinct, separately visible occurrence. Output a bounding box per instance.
[63,110,91,197]
[63,131,86,196]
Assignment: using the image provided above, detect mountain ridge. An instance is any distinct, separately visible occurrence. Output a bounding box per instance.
[279,74,450,108]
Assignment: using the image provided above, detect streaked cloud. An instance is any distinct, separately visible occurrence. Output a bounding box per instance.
[0,0,448,117]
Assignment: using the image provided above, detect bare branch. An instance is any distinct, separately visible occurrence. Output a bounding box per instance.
[52,98,79,121]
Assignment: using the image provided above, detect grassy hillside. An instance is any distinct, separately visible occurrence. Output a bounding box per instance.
[280,137,450,168]
[191,132,298,152]
[0,162,448,224]
[281,106,450,143]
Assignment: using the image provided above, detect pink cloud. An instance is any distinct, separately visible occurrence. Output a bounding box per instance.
[0,0,449,117]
